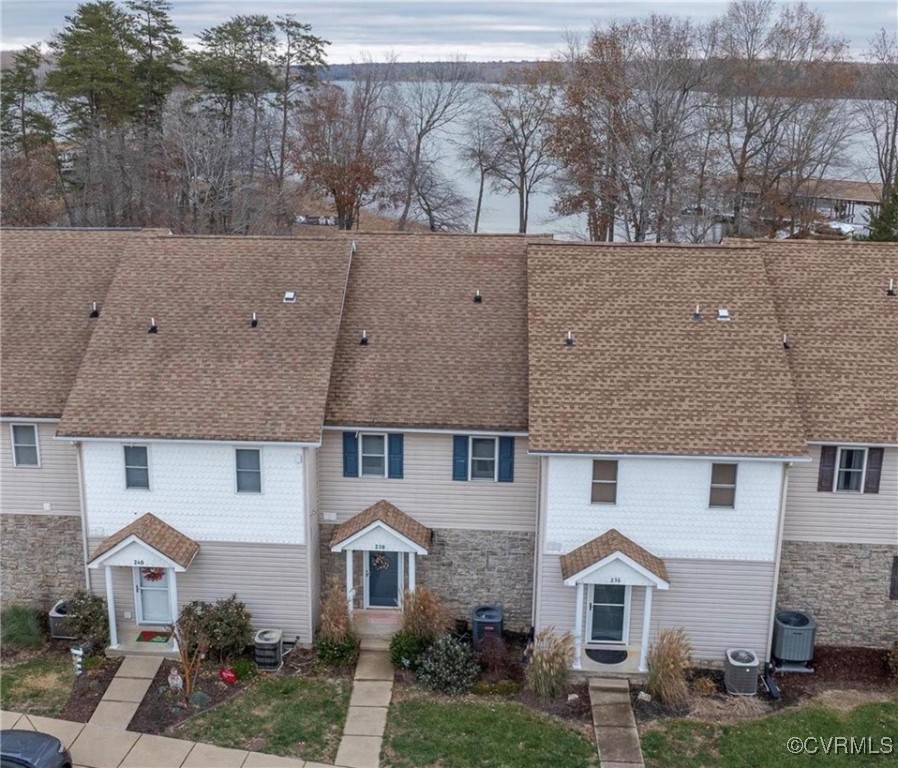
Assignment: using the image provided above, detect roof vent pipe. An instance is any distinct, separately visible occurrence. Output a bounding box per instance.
[782,333,790,350]
[717,308,731,321]
[251,312,258,328]
[351,240,357,255]
[359,329,368,346]
[888,278,895,297]
[564,330,574,347]
[147,317,158,334]
[89,301,100,319]
[474,289,482,304]
[692,304,702,322]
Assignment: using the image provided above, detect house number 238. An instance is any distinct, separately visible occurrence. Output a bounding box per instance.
[608,577,621,584]
[373,544,386,550]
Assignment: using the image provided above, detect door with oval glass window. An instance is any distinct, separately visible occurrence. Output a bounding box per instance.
[366,551,401,608]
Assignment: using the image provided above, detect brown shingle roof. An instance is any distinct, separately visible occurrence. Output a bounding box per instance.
[324,234,529,431]
[759,240,898,444]
[57,235,351,442]
[88,512,199,569]
[330,499,432,550]
[527,243,808,456]
[1,228,139,418]
[560,528,669,583]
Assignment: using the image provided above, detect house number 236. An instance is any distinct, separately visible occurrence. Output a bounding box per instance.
[608,577,621,584]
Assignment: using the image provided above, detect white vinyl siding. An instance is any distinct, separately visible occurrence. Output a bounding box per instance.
[0,421,81,516]
[319,431,538,531]
[89,540,312,642]
[783,445,898,545]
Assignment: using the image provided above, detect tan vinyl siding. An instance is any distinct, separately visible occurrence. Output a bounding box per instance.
[318,430,538,531]
[537,555,776,662]
[89,540,311,642]
[783,445,898,545]
[0,421,81,516]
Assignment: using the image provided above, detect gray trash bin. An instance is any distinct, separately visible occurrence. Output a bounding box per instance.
[471,605,503,647]
[49,599,76,640]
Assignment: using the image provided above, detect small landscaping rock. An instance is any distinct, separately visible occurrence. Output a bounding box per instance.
[189,690,212,707]
[637,691,652,702]
[567,693,579,702]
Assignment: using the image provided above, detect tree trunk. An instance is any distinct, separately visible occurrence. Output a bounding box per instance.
[474,171,485,233]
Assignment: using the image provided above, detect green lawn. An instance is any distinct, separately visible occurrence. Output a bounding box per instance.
[172,675,350,763]
[383,697,599,768]
[642,699,898,768]
[0,656,73,718]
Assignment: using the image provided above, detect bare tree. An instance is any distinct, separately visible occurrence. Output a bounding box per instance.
[485,64,560,233]
[412,152,472,231]
[455,107,507,232]
[393,56,474,229]
[857,29,898,199]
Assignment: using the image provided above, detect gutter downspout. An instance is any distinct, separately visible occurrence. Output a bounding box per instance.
[74,441,90,590]
[766,462,791,663]
[530,456,547,636]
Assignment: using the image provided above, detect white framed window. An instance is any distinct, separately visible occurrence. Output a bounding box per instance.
[469,436,497,480]
[591,460,618,504]
[360,433,387,478]
[236,448,262,493]
[588,584,630,644]
[124,445,150,489]
[709,463,737,508]
[10,424,40,467]
[834,447,866,493]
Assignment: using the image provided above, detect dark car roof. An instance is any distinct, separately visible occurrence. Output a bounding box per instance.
[1,730,68,768]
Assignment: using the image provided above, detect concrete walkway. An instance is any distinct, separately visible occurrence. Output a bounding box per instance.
[334,651,394,768]
[588,678,644,767]
[0,710,331,768]
[89,655,163,729]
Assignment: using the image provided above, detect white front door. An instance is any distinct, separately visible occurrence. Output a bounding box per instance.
[134,567,172,624]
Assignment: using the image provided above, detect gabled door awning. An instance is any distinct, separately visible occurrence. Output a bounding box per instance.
[330,499,431,555]
[87,513,199,571]
[561,528,669,589]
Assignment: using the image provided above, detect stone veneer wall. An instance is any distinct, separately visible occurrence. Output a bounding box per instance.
[1,514,86,608]
[777,541,897,648]
[320,525,535,633]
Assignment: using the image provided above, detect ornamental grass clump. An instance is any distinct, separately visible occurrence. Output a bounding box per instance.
[525,627,574,700]
[417,635,480,695]
[400,587,451,644]
[0,604,44,650]
[645,627,692,707]
[314,579,358,667]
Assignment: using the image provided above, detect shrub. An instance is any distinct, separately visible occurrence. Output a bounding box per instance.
[203,595,253,661]
[478,633,510,677]
[389,629,431,670]
[315,634,359,667]
[67,590,109,649]
[232,657,256,681]
[645,627,692,707]
[691,675,718,697]
[400,587,451,645]
[417,635,479,695]
[889,641,898,683]
[1,605,44,650]
[315,579,358,667]
[525,627,573,700]
[170,603,210,697]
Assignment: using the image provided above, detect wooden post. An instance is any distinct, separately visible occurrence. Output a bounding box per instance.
[639,587,653,673]
[573,583,584,670]
[105,566,118,648]
[345,551,354,617]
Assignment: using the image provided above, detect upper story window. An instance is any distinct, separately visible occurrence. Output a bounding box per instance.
[591,460,618,504]
[360,434,387,478]
[11,424,39,467]
[452,435,514,482]
[709,463,737,508]
[818,445,883,495]
[124,445,149,489]
[236,448,262,493]
[470,437,497,480]
[343,432,404,479]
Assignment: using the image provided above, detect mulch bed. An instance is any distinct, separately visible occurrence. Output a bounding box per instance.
[57,656,122,722]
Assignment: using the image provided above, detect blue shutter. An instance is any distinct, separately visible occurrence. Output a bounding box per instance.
[343,432,358,477]
[498,436,515,482]
[452,436,468,481]
[388,433,404,479]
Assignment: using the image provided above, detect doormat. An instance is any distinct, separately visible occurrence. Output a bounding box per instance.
[136,631,171,643]
[585,648,628,665]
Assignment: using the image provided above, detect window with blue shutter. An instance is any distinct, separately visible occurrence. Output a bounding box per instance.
[388,434,404,479]
[452,436,468,480]
[343,432,358,477]
[498,436,515,482]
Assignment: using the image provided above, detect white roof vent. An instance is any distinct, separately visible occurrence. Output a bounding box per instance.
[717,307,731,322]
[283,290,297,304]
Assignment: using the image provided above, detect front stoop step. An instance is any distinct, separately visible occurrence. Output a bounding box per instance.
[589,677,645,767]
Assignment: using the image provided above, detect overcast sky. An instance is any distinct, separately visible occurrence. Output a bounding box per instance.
[2,0,895,60]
